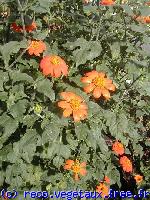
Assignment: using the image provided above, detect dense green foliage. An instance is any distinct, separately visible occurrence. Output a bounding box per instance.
[0,0,150,199]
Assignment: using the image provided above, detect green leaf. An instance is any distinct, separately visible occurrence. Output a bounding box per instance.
[42,123,60,144]
[36,78,55,101]
[10,71,34,83]
[0,40,27,67]
[9,99,28,120]
[63,38,102,67]
[0,71,9,91]
[0,117,18,149]
[129,24,146,33]
[75,123,89,141]
[12,129,39,163]
[105,111,129,145]
[53,155,64,168]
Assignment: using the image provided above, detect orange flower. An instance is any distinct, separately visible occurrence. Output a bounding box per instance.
[112,141,125,156]
[11,21,36,33]
[58,92,88,122]
[134,16,150,24]
[25,22,37,32]
[81,70,116,100]
[28,40,46,56]
[100,0,115,5]
[119,156,133,173]
[40,55,68,78]
[96,182,109,198]
[104,176,110,184]
[64,159,87,181]
[134,174,143,184]
[11,22,23,32]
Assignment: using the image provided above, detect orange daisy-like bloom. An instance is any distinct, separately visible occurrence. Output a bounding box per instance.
[40,55,68,78]
[58,92,88,122]
[112,141,125,156]
[134,16,150,24]
[11,22,36,33]
[64,159,87,181]
[119,156,133,173]
[134,174,143,184]
[96,182,109,198]
[104,176,110,184]
[100,0,115,5]
[28,40,46,56]
[81,70,116,100]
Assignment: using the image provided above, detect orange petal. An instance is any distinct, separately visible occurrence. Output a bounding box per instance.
[53,67,62,78]
[80,162,86,167]
[73,110,87,121]
[93,87,102,99]
[60,92,76,101]
[81,77,92,83]
[58,101,71,109]
[63,108,72,117]
[105,79,112,84]
[80,102,88,110]
[105,83,116,91]
[101,88,110,100]
[72,111,82,122]
[64,160,74,170]
[98,72,106,78]
[84,83,95,93]
[42,66,53,76]
[61,65,68,76]
[74,173,79,181]
[79,168,87,176]
[85,70,98,79]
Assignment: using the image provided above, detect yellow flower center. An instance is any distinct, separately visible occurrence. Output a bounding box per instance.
[51,57,60,65]
[31,41,39,48]
[93,77,105,87]
[72,160,80,173]
[70,99,80,110]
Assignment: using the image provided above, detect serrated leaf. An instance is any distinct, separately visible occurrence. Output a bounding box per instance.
[0,117,18,148]
[11,71,34,83]
[0,71,9,91]
[42,123,60,144]
[9,99,28,119]
[0,40,27,67]
[36,78,55,101]
[12,129,38,163]
[63,38,102,67]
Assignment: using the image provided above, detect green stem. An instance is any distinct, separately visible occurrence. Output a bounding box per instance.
[17,0,27,37]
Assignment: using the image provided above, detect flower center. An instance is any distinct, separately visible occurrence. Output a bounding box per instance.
[70,99,80,110]
[93,77,105,87]
[31,41,39,48]
[72,160,80,173]
[51,57,60,65]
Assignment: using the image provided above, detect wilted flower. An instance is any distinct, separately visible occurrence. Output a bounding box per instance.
[11,21,36,33]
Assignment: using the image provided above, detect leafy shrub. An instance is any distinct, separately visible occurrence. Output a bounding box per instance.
[0,0,150,199]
